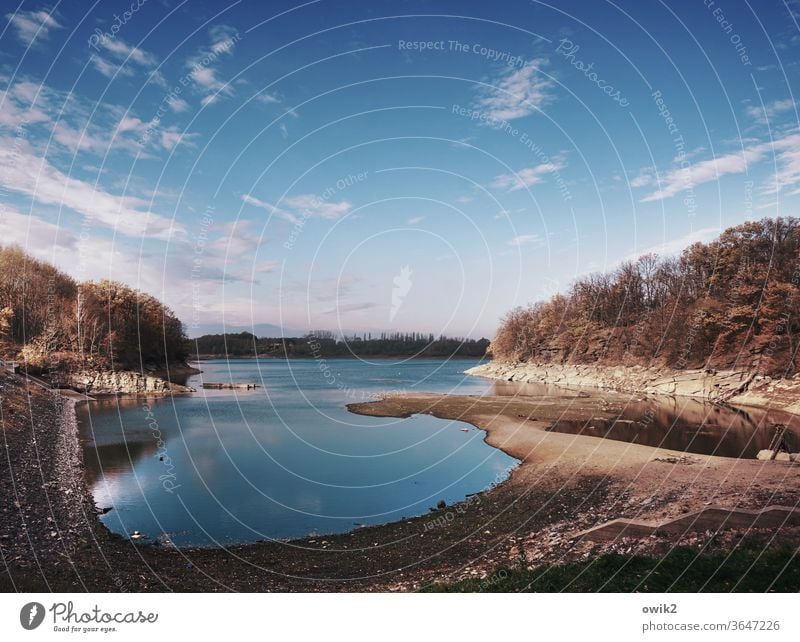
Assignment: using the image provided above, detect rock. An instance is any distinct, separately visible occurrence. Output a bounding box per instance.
[69,369,194,395]
[436,500,447,510]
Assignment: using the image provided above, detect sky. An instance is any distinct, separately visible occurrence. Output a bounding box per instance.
[1,0,799,339]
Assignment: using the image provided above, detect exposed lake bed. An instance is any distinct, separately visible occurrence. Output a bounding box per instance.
[3,359,800,592]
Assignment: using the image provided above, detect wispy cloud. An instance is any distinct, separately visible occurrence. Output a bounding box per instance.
[624,227,721,261]
[187,25,240,106]
[241,194,299,224]
[240,193,352,222]
[475,60,554,121]
[407,216,425,225]
[284,194,351,219]
[639,132,800,202]
[0,206,77,252]
[91,37,158,78]
[5,8,62,46]
[490,161,565,192]
[0,137,181,239]
[507,234,544,247]
[745,98,796,124]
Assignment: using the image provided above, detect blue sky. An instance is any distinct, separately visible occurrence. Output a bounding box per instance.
[1,0,799,338]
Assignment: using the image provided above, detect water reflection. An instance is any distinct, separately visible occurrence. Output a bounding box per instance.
[76,359,515,546]
[487,380,799,458]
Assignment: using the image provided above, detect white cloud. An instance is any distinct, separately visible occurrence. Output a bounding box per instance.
[639,133,800,202]
[208,25,239,55]
[475,60,554,121]
[624,227,721,261]
[284,194,351,219]
[5,9,62,46]
[168,97,190,113]
[92,56,135,78]
[241,193,352,222]
[507,234,544,247]
[490,161,564,192]
[745,99,796,124]
[186,26,239,106]
[90,37,158,78]
[256,93,280,105]
[241,194,299,224]
[629,170,654,188]
[100,38,157,67]
[0,137,181,239]
[407,216,425,225]
[0,206,77,252]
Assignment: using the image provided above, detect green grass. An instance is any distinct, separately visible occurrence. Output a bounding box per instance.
[422,546,800,592]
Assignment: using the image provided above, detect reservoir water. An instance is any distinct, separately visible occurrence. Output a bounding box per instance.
[77,359,798,547]
[77,358,516,547]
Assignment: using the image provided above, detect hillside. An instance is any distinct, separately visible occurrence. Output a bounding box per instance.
[0,245,188,383]
[491,218,800,377]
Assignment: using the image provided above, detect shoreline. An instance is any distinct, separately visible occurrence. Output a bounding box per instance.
[467,361,800,412]
[3,366,799,592]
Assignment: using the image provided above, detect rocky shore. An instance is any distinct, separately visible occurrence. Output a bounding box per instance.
[467,361,800,413]
[68,369,195,395]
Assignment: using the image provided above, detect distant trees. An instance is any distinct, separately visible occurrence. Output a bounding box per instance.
[0,245,187,372]
[491,218,800,376]
[190,332,490,359]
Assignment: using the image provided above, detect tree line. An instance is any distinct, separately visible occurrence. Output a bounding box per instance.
[0,245,187,374]
[190,332,490,359]
[491,218,800,376]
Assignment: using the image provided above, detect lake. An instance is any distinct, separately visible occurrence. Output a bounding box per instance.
[77,359,798,548]
[76,358,516,547]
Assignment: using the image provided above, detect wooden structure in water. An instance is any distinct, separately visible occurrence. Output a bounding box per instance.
[202,382,261,390]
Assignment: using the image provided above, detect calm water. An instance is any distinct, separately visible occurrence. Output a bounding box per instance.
[489,380,799,458]
[78,360,799,547]
[77,358,516,547]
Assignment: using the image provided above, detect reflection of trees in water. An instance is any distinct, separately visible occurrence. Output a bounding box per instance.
[78,397,170,487]
[491,380,798,458]
[82,439,159,488]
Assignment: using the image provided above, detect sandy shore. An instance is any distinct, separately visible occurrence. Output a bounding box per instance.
[2,369,798,592]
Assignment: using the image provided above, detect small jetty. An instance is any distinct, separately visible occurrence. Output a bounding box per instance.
[202,382,261,390]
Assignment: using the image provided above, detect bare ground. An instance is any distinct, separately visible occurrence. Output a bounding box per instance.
[1,372,798,592]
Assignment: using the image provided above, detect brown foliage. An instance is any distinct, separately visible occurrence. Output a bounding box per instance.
[0,245,186,370]
[491,218,800,376]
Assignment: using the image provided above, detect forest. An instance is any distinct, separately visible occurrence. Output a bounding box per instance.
[491,217,800,377]
[190,331,490,359]
[0,245,187,374]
